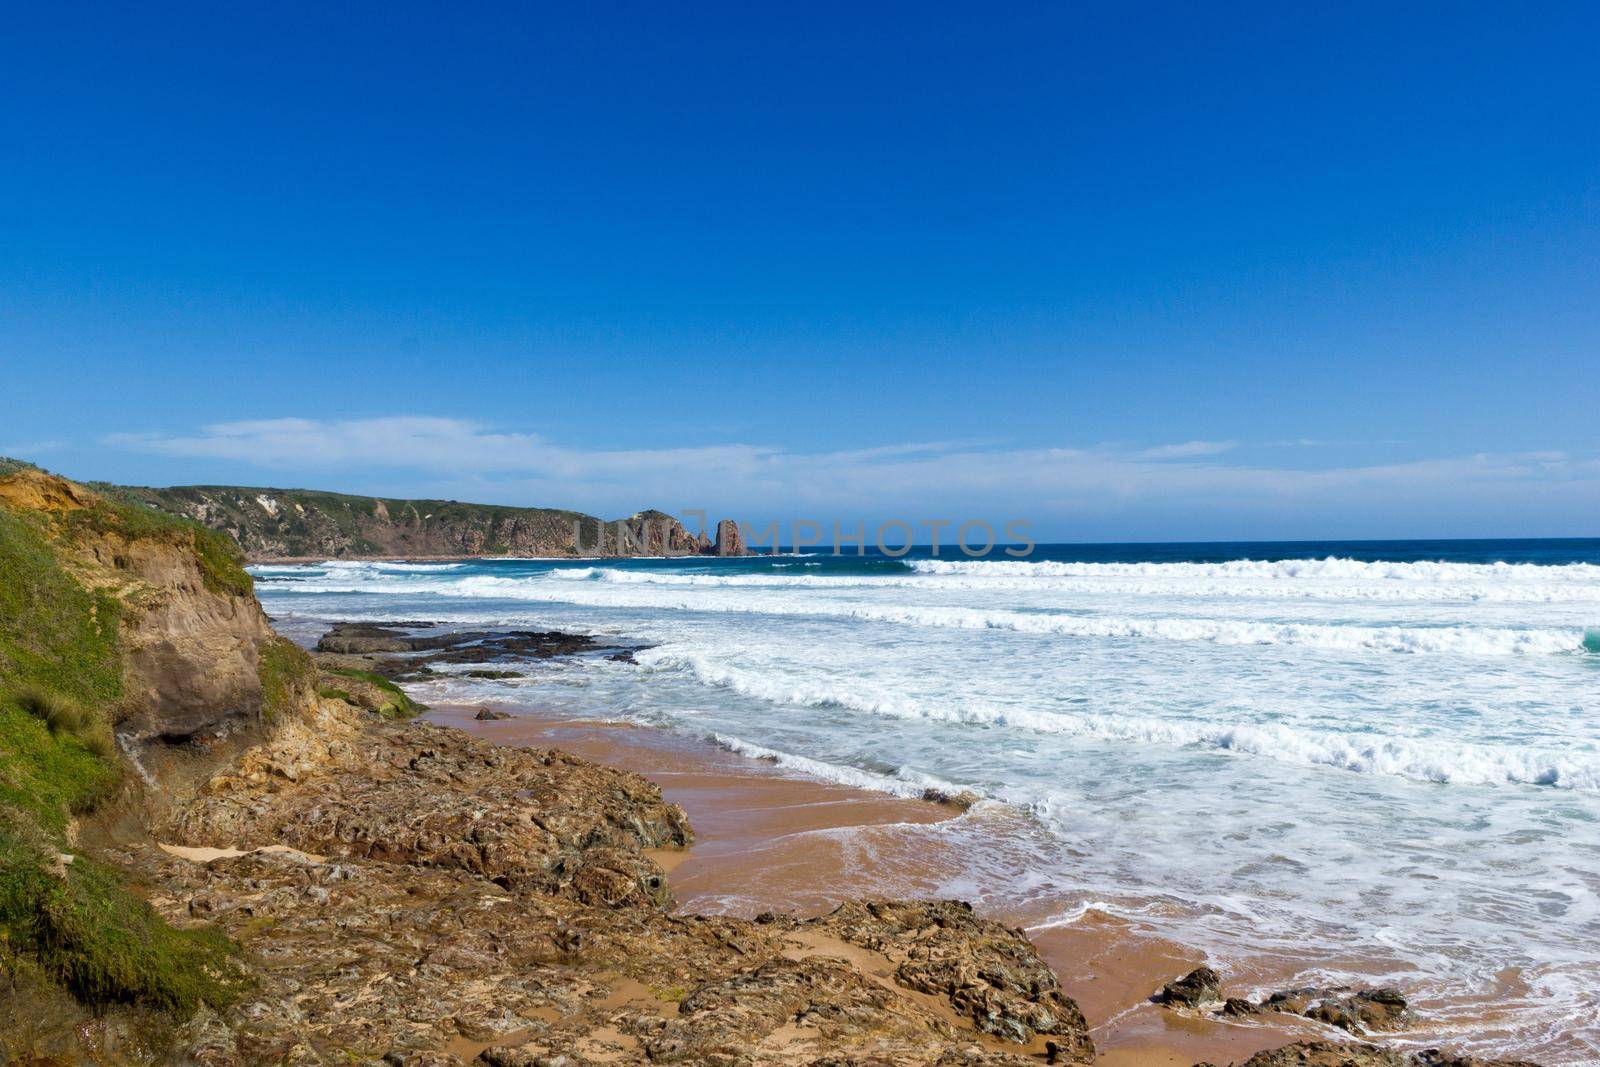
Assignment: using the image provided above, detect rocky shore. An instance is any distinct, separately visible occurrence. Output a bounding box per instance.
[0,468,1550,1066]
[134,703,1097,1064]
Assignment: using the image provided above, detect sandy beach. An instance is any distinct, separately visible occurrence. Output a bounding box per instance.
[431,703,1327,1065]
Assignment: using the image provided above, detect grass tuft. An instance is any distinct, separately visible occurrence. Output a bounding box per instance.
[14,685,89,736]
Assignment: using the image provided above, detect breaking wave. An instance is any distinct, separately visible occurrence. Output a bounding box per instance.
[547,565,1600,604]
[644,650,1600,791]
[906,556,1600,582]
[278,573,1587,656]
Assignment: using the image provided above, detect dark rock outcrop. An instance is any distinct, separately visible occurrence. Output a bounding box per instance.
[1160,968,1413,1037]
[1261,987,1412,1034]
[1199,1041,1542,1067]
[1157,966,1223,1009]
[313,621,625,680]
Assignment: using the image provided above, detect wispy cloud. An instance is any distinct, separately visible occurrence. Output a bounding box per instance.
[102,416,1600,534]
[1135,440,1238,460]
[0,440,66,457]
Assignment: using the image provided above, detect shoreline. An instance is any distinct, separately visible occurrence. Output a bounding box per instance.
[430,703,1323,1066]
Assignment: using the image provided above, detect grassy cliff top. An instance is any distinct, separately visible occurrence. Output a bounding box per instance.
[109,482,599,523]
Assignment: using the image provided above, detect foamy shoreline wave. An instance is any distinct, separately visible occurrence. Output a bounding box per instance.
[709,733,970,801]
[643,649,1600,791]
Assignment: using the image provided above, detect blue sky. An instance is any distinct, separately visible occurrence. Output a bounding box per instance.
[3,2,1597,540]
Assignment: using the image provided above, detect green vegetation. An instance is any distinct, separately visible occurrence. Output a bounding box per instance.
[0,475,247,1019]
[0,507,124,708]
[0,828,244,1012]
[0,456,41,478]
[0,698,118,836]
[322,667,423,719]
[10,684,116,765]
[258,637,314,725]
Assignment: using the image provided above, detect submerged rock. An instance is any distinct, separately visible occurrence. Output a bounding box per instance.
[920,786,983,810]
[1261,986,1413,1033]
[475,707,513,720]
[1160,969,1412,1037]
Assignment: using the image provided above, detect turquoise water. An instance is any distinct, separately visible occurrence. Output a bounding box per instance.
[254,539,1600,1063]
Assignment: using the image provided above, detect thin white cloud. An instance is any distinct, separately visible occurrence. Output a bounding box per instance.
[102,416,1600,531]
[1135,440,1238,460]
[0,440,66,456]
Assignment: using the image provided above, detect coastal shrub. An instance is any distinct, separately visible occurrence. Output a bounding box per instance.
[0,699,119,834]
[80,729,116,761]
[0,456,42,478]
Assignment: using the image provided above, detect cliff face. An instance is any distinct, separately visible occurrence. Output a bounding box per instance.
[0,468,319,1051]
[0,470,290,744]
[107,484,738,561]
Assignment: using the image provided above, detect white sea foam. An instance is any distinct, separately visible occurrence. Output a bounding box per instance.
[641,649,1600,791]
[709,733,965,800]
[907,555,1600,581]
[316,560,469,573]
[282,573,1587,656]
[547,565,1600,604]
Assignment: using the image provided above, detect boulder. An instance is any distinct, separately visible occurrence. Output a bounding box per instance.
[1157,966,1223,1009]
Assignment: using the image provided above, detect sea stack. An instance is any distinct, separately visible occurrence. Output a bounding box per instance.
[714,518,747,556]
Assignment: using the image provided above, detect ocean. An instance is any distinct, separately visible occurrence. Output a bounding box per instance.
[252,539,1600,1063]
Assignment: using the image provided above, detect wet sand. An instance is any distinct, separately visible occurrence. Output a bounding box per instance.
[430,704,1322,1065]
